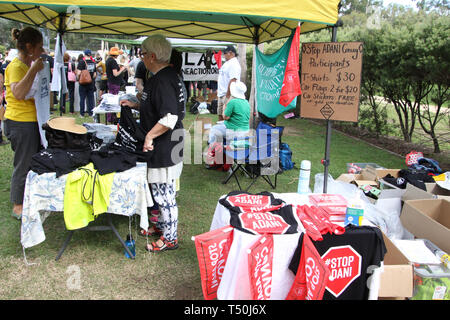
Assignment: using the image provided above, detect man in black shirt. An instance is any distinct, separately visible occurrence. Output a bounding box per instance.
[76,49,96,116]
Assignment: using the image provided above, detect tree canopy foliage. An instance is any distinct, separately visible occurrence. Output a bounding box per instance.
[297,2,449,153]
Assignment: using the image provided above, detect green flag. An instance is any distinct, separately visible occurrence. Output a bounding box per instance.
[255,34,296,118]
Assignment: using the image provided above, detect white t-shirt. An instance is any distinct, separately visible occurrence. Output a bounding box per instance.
[217,57,241,97]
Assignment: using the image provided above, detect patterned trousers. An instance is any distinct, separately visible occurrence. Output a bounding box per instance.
[150,182,178,242]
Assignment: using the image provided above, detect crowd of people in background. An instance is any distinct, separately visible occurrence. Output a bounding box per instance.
[0,40,219,147]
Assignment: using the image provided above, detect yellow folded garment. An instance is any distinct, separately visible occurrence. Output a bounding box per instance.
[433,173,446,182]
[63,163,115,230]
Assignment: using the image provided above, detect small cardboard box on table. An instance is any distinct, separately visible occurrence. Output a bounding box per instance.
[378,232,414,299]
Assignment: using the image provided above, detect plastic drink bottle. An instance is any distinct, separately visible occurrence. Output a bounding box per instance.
[424,239,449,268]
[297,160,311,194]
[124,234,135,259]
[345,192,365,226]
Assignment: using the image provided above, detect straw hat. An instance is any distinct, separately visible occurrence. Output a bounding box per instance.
[109,47,123,56]
[47,117,87,134]
[230,81,247,100]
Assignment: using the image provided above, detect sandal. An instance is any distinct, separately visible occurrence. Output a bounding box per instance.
[139,225,163,237]
[145,236,178,252]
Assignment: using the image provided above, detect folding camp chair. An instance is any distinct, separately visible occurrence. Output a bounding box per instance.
[222,121,284,191]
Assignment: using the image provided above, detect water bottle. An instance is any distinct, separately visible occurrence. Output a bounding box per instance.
[297,160,311,194]
[124,234,135,259]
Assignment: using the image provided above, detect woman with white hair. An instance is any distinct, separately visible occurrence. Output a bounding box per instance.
[121,34,185,252]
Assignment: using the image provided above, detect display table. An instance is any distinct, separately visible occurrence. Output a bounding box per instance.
[92,93,139,124]
[21,162,152,259]
[209,192,382,300]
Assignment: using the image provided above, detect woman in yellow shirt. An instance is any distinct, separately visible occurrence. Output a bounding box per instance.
[3,27,44,220]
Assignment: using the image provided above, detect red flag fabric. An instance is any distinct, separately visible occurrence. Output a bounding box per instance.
[193,225,234,300]
[279,25,301,107]
[295,205,323,241]
[303,205,346,236]
[286,233,330,300]
[248,235,274,300]
[213,50,222,69]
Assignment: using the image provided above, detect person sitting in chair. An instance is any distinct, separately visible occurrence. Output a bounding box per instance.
[208,80,250,145]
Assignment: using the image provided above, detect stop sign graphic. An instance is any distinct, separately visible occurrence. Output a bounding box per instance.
[321,245,361,298]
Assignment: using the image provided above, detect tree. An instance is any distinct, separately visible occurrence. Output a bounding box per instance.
[415,15,450,153]
[339,0,383,15]
[349,28,390,138]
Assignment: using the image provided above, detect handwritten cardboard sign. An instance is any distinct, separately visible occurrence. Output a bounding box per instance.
[300,42,363,122]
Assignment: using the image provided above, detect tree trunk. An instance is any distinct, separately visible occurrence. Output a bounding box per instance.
[237,43,247,84]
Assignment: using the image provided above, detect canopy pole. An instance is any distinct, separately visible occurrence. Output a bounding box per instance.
[250,26,260,130]
[322,23,339,194]
[58,13,65,116]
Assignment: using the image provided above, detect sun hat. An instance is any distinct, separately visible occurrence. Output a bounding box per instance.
[230,81,247,100]
[47,117,87,134]
[109,47,123,56]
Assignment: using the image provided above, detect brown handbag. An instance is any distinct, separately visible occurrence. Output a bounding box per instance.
[79,69,92,85]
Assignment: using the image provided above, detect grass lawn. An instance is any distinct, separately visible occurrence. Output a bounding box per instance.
[0,110,406,300]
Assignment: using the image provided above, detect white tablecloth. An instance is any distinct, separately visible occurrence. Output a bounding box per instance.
[21,162,152,249]
[209,192,381,300]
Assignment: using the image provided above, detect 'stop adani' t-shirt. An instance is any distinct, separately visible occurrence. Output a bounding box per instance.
[289,225,387,300]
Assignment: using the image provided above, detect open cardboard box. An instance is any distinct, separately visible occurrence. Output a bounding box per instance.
[364,166,401,182]
[337,166,400,189]
[336,173,378,188]
[402,183,450,202]
[400,199,450,253]
[378,232,414,299]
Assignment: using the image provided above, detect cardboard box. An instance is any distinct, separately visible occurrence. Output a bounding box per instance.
[195,116,213,135]
[400,199,450,254]
[402,183,450,202]
[337,166,400,189]
[364,166,400,181]
[336,173,378,188]
[378,232,414,299]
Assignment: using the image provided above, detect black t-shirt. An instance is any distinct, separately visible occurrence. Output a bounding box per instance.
[135,60,152,87]
[105,57,122,86]
[289,225,387,300]
[77,57,96,86]
[140,66,185,168]
[218,191,300,235]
